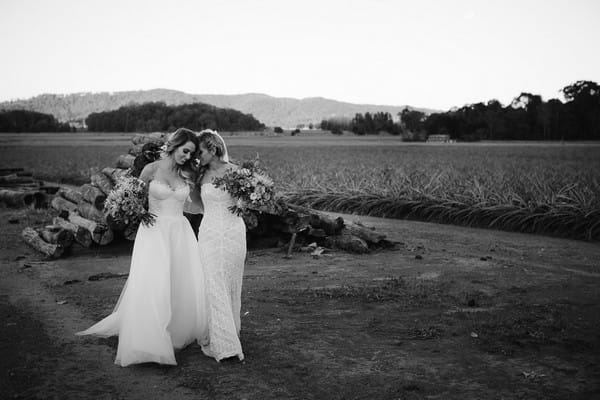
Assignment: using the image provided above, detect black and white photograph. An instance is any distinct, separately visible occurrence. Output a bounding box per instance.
[1,0,599,399]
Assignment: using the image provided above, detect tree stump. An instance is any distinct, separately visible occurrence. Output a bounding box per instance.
[21,227,64,258]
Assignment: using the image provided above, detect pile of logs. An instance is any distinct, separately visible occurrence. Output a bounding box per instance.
[20,167,122,258]
[20,131,392,258]
[0,168,57,209]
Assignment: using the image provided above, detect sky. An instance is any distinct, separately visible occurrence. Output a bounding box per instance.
[1,0,599,111]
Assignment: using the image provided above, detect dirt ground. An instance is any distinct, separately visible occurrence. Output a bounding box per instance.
[1,207,599,400]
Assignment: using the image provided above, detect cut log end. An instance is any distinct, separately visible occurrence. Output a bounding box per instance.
[0,189,47,209]
[21,227,65,258]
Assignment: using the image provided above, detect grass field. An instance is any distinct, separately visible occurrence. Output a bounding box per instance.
[1,134,599,240]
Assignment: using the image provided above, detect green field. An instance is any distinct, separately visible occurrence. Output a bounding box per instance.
[1,134,599,240]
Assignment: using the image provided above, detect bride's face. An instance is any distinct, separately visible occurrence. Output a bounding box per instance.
[198,143,215,166]
[172,141,196,165]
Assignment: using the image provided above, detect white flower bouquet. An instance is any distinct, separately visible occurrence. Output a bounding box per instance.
[212,158,277,217]
[104,173,155,230]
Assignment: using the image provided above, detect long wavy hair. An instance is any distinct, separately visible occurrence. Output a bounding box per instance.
[163,127,200,185]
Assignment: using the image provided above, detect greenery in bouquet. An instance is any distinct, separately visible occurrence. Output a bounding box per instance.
[212,158,280,219]
[104,173,155,230]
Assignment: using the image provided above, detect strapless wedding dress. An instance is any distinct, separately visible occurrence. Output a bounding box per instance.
[197,183,246,361]
[77,180,208,367]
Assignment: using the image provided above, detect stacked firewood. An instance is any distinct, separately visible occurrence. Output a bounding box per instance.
[21,131,392,258]
[0,168,58,209]
[20,167,123,259]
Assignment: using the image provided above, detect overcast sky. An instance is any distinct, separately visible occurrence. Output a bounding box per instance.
[1,0,599,110]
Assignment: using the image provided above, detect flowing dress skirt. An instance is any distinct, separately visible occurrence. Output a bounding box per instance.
[77,215,208,367]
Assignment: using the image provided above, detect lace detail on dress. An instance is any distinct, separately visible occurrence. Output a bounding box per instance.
[198,183,246,361]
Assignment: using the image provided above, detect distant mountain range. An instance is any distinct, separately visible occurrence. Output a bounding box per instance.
[0,89,437,128]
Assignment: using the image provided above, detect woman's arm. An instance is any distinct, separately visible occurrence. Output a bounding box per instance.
[139,162,156,184]
[185,185,204,215]
[138,162,158,227]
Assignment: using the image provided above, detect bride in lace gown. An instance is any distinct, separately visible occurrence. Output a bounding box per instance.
[193,130,246,362]
[77,128,208,367]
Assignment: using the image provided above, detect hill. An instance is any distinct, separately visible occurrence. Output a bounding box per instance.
[0,89,437,128]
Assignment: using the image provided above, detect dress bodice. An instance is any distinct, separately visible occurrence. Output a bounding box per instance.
[148,180,189,217]
[200,183,238,220]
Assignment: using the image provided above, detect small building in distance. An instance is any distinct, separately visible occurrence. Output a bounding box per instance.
[426,134,452,143]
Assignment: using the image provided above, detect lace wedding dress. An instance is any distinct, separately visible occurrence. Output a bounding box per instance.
[77,180,208,367]
[197,182,246,361]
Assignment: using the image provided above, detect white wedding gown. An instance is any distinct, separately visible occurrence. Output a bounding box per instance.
[77,180,208,367]
[197,182,246,361]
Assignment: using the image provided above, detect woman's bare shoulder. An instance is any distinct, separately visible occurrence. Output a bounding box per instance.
[225,162,241,172]
[140,161,160,182]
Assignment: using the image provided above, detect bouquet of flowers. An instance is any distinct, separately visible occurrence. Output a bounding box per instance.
[104,173,155,230]
[212,158,277,218]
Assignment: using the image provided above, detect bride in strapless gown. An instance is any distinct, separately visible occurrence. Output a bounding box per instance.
[77,129,208,367]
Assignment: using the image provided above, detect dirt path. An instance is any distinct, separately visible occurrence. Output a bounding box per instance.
[1,208,599,399]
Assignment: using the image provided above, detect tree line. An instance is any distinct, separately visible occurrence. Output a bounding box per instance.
[320,112,401,135]
[0,110,73,132]
[86,102,265,132]
[321,80,600,141]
